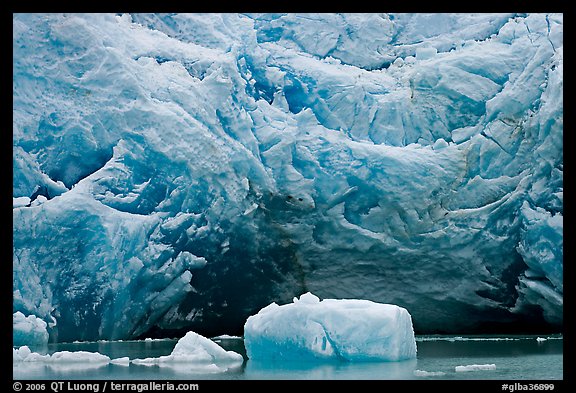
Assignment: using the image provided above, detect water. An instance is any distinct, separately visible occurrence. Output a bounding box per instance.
[13,335,563,380]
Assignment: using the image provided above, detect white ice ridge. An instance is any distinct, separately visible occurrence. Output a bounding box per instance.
[244,292,417,362]
[455,364,497,372]
[131,331,243,372]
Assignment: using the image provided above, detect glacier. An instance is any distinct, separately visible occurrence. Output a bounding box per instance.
[13,13,562,343]
[244,292,417,361]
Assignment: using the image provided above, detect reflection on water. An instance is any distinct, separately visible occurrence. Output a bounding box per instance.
[245,357,418,379]
[13,335,563,380]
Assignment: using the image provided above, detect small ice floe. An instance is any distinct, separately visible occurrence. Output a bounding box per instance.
[13,196,30,208]
[212,334,241,340]
[211,334,242,342]
[13,346,110,364]
[14,346,111,371]
[455,364,496,372]
[414,369,447,377]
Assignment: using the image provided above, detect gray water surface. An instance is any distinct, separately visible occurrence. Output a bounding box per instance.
[13,335,563,380]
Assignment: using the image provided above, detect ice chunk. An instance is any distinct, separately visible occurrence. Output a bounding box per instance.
[13,196,30,208]
[13,312,49,348]
[432,138,449,150]
[211,334,242,340]
[244,292,417,362]
[111,357,130,366]
[170,331,243,363]
[30,195,48,206]
[414,369,446,377]
[455,364,496,372]
[13,346,37,362]
[132,331,243,372]
[49,351,111,363]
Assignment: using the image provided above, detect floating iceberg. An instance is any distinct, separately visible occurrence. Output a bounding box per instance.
[132,331,243,372]
[13,312,49,348]
[414,369,447,377]
[244,292,417,362]
[13,345,110,364]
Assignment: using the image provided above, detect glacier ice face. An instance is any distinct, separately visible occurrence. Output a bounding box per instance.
[244,292,417,362]
[13,13,562,342]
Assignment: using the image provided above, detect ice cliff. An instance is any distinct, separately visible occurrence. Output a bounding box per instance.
[13,13,562,343]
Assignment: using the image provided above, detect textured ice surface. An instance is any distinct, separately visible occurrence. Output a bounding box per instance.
[13,312,49,348]
[13,13,562,342]
[244,292,416,362]
[132,331,243,372]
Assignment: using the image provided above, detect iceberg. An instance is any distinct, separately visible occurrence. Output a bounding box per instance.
[13,13,562,342]
[13,312,49,348]
[244,292,417,362]
[132,331,243,372]
[13,345,110,364]
[414,370,447,377]
[13,346,111,372]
